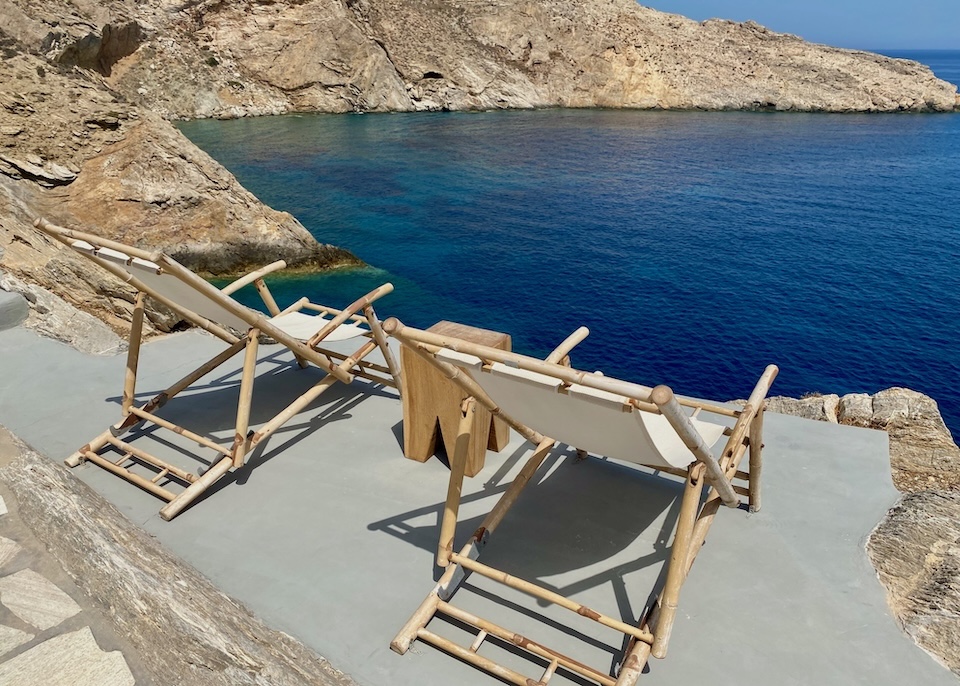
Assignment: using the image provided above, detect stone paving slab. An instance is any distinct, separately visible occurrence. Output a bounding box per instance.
[0,624,32,659]
[0,568,82,631]
[0,626,135,686]
[0,537,21,568]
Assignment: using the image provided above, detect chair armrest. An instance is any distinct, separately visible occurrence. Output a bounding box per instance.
[545,326,589,365]
[220,260,287,296]
[306,283,394,346]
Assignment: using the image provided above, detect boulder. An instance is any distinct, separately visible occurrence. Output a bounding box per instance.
[765,394,839,422]
[868,490,960,676]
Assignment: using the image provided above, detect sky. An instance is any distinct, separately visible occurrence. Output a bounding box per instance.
[644,1,959,51]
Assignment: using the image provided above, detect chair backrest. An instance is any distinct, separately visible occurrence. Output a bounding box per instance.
[436,348,726,470]
[71,239,253,333]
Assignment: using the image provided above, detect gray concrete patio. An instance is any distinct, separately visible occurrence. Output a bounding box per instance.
[0,325,954,685]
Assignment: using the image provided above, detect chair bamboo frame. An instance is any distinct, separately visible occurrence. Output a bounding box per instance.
[384,317,777,686]
[34,217,403,520]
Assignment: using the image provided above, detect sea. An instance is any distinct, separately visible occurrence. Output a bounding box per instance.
[178,49,960,436]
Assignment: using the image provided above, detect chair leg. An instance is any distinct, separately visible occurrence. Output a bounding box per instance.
[159,455,233,521]
[650,465,705,659]
[748,408,765,513]
[364,304,403,395]
[232,329,259,468]
[121,292,145,416]
[438,398,475,566]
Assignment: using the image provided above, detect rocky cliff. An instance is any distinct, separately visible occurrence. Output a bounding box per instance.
[0,20,358,343]
[7,0,956,118]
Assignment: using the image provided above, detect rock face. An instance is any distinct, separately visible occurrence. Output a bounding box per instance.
[868,491,960,676]
[0,42,358,340]
[4,0,958,121]
[764,388,960,675]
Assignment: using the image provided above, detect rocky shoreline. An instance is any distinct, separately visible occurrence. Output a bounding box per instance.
[2,0,958,343]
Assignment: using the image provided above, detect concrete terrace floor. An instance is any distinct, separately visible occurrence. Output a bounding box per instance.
[0,325,954,686]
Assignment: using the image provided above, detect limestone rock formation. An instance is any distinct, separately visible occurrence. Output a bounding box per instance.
[868,490,960,676]
[5,0,958,121]
[0,45,358,339]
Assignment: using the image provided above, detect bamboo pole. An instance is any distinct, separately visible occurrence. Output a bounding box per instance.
[391,439,553,655]
[615,636,652,686]
[438,399,475,566]
[279,297,309,316]
[437,601,617,686]
[34,218,161,262]
[65,430,113,468]
[391,582,446,654]
[159,455,233,521]
[122,292,145,416]
[450,553,655,645]
[318,348,393,376]
[233,329,260,467]
[650,385,739,507]
[544,326,590,364]
[82,451,176,501]
[248,341,377,448]
[220,261,287,296]
[113,337,250,435]
[103,434,197,484]
[749,407,765,512]
[125,408,232,458]
[301,301,369,325]
[389,332,545,446]
[383,318,738,417]
[416,629,532,686]
[476,436,555,536]
[155,254,353,384]
[650,467,705,658]
[363,304,403,395]
[83,250,240,345]
[254,278,282,316]
[305,283,394,348]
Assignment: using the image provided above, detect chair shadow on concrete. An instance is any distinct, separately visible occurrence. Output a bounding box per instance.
[369,441,687,645]
[101,347,397,507]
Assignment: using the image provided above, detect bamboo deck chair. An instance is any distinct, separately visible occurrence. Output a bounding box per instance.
[384,317,778,686]
[34,218,402,521]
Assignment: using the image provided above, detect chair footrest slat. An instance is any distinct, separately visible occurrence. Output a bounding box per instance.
[417,627,541,686]
[449,553,654,645]
[103,434,198,485]
[437,600,617,686]
[83,451,176,502]
[127,407,232,458]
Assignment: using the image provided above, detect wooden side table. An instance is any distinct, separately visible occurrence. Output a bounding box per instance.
[401,320,511,477]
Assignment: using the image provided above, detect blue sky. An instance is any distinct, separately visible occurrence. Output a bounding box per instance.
[645,1,959,50]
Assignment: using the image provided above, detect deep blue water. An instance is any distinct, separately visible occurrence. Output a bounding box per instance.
[179,51,960,436]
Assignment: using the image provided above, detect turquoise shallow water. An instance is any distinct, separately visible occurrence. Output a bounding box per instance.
[179,51,960,435]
